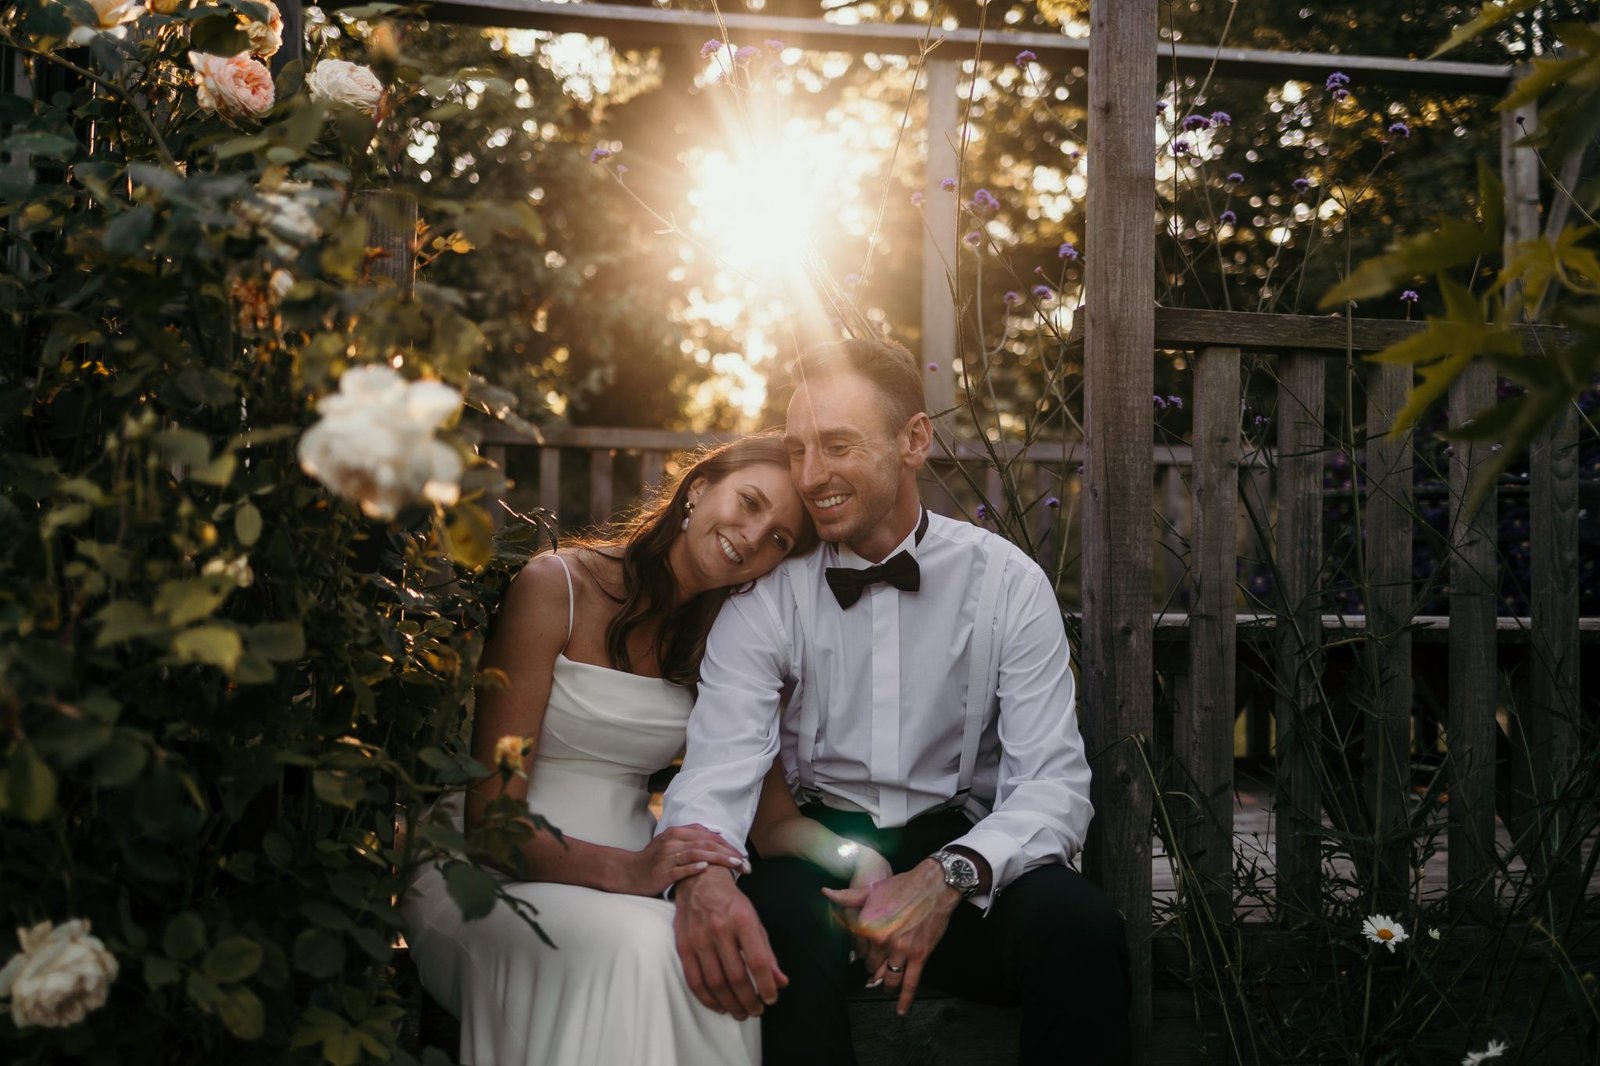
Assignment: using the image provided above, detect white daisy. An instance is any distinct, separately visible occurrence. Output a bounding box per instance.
[1461,1039,1509,1065]
[1361,914,1409,953]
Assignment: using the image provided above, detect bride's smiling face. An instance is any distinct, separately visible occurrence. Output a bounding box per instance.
[673,463,808,595]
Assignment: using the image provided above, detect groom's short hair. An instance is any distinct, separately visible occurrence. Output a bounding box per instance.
[790,336,926,433]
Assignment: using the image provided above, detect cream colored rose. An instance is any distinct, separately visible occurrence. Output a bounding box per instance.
[297,366,464,520]
[190,52,275,123]
[0,920,119,1029]
[239,0,283,59]
[67,0,142,41]
[307,59,383,114]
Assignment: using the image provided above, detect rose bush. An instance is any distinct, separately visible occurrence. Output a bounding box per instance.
[0,2,554,1063]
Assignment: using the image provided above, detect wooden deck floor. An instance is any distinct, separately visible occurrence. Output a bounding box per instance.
[1150,772,1600,921]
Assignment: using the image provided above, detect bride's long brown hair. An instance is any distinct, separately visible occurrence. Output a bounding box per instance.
[573,432,816,687]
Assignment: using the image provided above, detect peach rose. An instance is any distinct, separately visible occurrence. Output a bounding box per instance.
[306,59,383,115]
[67,0,142,42]
[190,51,275,123]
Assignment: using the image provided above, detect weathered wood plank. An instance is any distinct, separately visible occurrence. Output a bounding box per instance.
[922,57,958,423]
[1446,359,1499,910]
[1272,352,1325,922]
[538,448,561,527]
[588,449,615,526]
[1179,347,1240,921]
[1363,361,1414,914]
[482,444,508,530]
[1157,463,1187,600]
[1066,306,1572,355]
[639,450,666,495]
[1082,0,1157,1055]
[400,0,1513,92]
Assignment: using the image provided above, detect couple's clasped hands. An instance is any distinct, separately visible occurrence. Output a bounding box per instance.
[674,847,960,1020]
[622,824,750,896]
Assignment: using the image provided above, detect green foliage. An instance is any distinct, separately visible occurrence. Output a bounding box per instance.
[1327,6,1600,505]
[0,4,555,1062]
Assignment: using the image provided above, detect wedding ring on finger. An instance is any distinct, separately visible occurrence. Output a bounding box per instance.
[886,962,905,974]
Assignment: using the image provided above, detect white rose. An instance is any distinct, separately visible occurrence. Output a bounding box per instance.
[0,920,119,1030]
[237,183,323,259]
[190,51,275,124]
[239,0,283,58]
[269,268,295,302]
[298,368,464,519]
[307,59,384,114]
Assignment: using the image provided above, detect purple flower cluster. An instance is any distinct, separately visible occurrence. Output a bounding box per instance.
[1016,49,1037,66]
[1400,289,1420,303]
[589,146,612,164]
[940,177,958,191]
[1044,496,1061,510]
[764,39,785,52]
[1153,394,1184,410]
[1219,209,1237,225]
[910,190,925,207]
[1226,171,1244,185]
[1293,177,1312,193]
[1326,71,1351,102]
[1003,290,1024,308]
[968,187,1001,218]
[1180,113,1211,132]
[926,361,940,373]
[1058,242,1079,261]
[734,45,759,64]
[1388,121,1411,138]
[976,503,990,521]
[962,230,983,248]
[700,39,723,59]
[1210,110,1231,126]
[1032,284,1053,299]
[1173,139,1191,156]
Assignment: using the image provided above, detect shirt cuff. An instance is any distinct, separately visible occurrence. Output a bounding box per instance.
[946,827,1021,913]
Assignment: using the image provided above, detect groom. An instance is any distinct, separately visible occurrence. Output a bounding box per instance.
[660,336,1131,1064]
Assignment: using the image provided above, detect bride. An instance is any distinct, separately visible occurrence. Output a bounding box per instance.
[402,433,888,1066]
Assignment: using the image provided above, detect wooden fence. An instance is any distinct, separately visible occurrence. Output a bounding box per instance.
[478,304,1594,924]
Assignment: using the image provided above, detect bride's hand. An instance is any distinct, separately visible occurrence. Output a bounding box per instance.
[624,824,750,896]
[848,845,893,893]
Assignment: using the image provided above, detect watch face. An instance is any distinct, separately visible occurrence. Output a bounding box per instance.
[940,852,979,892]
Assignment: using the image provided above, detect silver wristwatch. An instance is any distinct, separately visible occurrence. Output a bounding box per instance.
[929,848,981,899]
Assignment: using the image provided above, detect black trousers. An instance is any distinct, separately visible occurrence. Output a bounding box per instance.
[741,804,1132,1066]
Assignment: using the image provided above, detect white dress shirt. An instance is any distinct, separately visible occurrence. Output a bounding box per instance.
[659,511,1093,908]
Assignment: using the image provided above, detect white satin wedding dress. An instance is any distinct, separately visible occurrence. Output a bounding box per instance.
[401,557,759,1066]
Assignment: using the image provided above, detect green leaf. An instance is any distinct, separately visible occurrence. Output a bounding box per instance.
[95,601,166,647]
[153,428,212,468]
[0,743,58,822]
[163,912,208,961]
[312,769,364,809]
[204,937,264,983]
[248,621,304,661]
[235,501,263,546]
[444,503,494,570]
[1429,0,1538,58]
[218,985,265,1041]
[171,625,244,672]
[442,859,499,922]
[155,576,234,626]
[263,831,294,868]
[143,955,183,991]
[292,928,346,979]
[103,205,155,258]
[0,131,79,159]
[92,734,149,788]
[299,902,352,931]
[191,452,238,487]
[189,13,251,56]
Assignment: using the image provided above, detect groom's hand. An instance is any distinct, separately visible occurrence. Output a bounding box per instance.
[673,866,788,1020]
[822,860,960,1016]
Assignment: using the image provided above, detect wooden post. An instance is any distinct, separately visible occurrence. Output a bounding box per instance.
[1157,462,1187,601]
[1506,102,1582,904]
[1180,347,1240,920]
[1364,361,1414,914]
[1082,0,1157,1053]
[1274,351,1325,922]
[589,448,616,525]
[922,58,959,424]
[539,448,562,532]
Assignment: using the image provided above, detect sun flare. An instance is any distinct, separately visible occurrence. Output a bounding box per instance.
[687,132,838,281]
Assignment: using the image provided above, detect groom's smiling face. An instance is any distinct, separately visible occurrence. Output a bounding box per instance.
[784,368,917,561]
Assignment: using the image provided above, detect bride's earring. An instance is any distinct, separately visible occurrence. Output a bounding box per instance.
[680,500,694,532]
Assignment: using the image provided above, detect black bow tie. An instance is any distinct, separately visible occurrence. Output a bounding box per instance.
[825,551,921,608]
